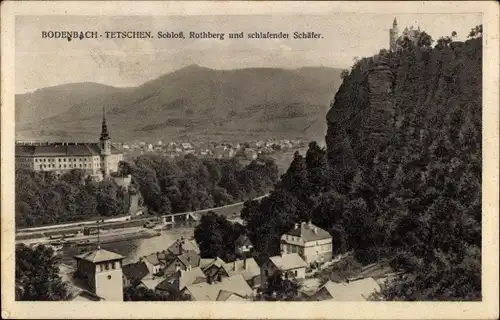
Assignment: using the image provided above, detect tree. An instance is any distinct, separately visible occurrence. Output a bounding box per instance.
[16,244,68,301]
[468,24,482,39]
[417,31,434,49]
[194,212,242,261]
[341,69,350,80]
[257,271,302,301]
[124,286,192,301]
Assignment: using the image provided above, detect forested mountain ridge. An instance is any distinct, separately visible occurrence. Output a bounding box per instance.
[241,27,482,300]
[16,65,342,142]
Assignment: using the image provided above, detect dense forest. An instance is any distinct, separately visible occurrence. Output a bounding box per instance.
[240,27,482,300]
[15,169,130,228]
[15,154,278,228]
[16,244,68,300]
[122,154,279,214]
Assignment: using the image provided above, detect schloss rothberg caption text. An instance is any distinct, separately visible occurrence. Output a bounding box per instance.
[41,31,324,41]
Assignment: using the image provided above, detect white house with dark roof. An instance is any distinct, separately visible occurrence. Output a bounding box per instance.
[281,221,333,265]
[15,109,123,181]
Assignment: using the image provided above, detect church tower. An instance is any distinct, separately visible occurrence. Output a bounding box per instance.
[99,107,112,177]
[389,17,399,52]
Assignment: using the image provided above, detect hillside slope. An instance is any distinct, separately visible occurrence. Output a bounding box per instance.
[324,34,482,300]
[16,65,342,142]
[241,29,482,301]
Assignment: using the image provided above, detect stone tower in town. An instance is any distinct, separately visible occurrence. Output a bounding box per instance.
[99,107,112,177]
[389,17,399,52]
[74,248,125,301]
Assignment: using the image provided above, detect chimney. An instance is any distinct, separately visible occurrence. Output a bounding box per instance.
[244,259,248,271]
[313,227,317,234]
[308,220,313,228]
[294,223,299,229]
[233,261,237,271]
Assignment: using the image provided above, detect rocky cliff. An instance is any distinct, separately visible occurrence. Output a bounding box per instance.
[326,37,482,172]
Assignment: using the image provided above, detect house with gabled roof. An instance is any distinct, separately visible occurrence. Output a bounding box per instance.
[164,250,201,275]
[156,266,207,294]
[222,257,261,288]
[280,221,333,265]
[122,261,150,287]
[167,237,200,255]
[201,257,228,282]
[181,274,253,301]
[309,278,381,301]
[260,253,307,282]
[234,234,253,256]
[141,253,163,275]
[216,290,247,301]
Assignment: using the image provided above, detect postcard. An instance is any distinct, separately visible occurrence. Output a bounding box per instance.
[1,1,498,319]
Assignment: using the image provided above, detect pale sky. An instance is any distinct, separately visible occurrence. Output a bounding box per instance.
[16,13,482,93]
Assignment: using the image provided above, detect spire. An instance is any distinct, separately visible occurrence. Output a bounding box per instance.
[393,17,397,26]
[100,107,110,140]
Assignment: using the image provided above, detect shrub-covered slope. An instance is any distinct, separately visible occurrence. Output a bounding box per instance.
[242,29,482,301]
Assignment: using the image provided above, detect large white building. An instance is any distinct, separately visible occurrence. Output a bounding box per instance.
[280,221,333,265]
[15,109,123,181]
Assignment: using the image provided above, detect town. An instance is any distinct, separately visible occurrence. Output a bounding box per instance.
[118,138,307,162]
[53,220,396,301]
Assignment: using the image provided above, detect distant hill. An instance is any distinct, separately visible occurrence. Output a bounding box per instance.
[16,65,342,143]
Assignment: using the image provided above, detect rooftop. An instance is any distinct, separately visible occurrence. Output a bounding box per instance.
[317,278,381,301]
[235,234,253,247]
[269,253,307,271]
[15,142,122,157]
[122,261,150,282]
[167,238,200,255]
[157,267,206,292]
[284,221,331,242]
[140,277,165,291]
[176,250,201,268]
[216,290,247,301]
[201,257,227,271]
[183,274,253,301]
[74,248,124,263]
[223,258,260,281]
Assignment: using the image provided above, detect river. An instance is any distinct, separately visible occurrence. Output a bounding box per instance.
[60,144,320,267]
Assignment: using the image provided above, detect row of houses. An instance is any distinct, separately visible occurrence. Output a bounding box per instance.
[62,221,383,301]
[118,138,306,160]
[121,237,262,300]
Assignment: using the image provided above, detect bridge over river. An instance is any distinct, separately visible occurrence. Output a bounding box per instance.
[16,194,269,242]
[158,193,268,225]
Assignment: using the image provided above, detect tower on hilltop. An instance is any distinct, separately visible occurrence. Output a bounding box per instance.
[389,17,399,52]
[99,107,112,177]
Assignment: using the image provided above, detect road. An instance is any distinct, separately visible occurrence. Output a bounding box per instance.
[16,193,269,235]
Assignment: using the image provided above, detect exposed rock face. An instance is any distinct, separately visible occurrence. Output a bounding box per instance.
[326,60,396,169]
[326,37,482,173]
